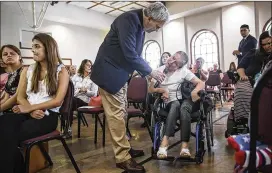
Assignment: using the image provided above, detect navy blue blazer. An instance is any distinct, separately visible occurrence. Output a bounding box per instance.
[237,34,257,64]
[90,9,152,94]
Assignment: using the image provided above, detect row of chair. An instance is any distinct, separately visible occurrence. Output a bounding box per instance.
[205,72,235,108]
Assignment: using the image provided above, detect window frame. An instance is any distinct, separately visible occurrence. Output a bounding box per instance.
[190,29,220,69]
[262,17,272,32]
[142,40,162,69]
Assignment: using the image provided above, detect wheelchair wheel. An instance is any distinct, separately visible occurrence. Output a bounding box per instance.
[204,117,212,152]
[153,122,160,152]
[195,123,205,164]
[208,112,214,146]
[153,121,164,152]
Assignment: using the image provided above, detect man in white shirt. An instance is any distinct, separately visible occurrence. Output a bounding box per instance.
[149,51,205,158]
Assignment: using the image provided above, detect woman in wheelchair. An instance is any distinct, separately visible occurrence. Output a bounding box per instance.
[148,51,205,159]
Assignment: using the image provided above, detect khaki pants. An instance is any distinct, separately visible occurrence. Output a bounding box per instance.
[99,83,131,163]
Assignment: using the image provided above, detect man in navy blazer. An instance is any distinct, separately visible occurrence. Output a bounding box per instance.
[90,2,169,172]
[233,24,257,65]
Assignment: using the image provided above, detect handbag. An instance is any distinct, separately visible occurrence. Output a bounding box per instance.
[88,95,102,107]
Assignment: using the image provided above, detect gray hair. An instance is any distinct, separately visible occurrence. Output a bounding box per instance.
[176,51,189,67]
[143,2,169,22]
[196,57,205,67]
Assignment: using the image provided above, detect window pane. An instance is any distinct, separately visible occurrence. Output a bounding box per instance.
[201,46,207,54]
[207,45,213,53]
[195,46,201,55]
[194,39,201,47]
[213,44,218,52]
[202,39,211,45]
[211,36,217,44]
[142,41,161,69]
[191,30,219,68]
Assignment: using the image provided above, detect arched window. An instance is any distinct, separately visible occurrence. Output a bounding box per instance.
[263,18,272,32]
[190,30,219,70]
[142,40,161,70]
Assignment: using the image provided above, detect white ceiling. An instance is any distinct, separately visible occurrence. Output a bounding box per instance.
[67,1,151,17]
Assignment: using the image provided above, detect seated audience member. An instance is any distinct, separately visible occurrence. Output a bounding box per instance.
[69,65,76,79]
[148,51,205,158]
[71,59,98,116]
[0,45,23,111]
[225,62,237,101]
[0,33,69,172]
[212,63,224,79]
[0,58,7,74]
[207,67,213,73]
[160,52,171,67]
[229,62,237,73]
[190,57,209,82]
[234,31,271,121]
[0,58,8,100]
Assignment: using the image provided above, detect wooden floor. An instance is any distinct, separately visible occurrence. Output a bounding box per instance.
[39,102,236,173]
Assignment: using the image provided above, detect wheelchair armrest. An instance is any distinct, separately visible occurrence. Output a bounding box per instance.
[197,90,206,101]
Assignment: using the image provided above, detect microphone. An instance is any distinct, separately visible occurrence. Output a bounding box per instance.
[154,68,168,88]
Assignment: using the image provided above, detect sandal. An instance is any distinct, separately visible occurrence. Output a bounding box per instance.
[180,148,191,158]
[157,146,168,159]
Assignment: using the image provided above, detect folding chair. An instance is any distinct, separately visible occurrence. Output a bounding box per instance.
[205,72,223,108]
[20,80,81,173]
[126,75,149,138]
[221,73,235,101]
[77,106,106,146]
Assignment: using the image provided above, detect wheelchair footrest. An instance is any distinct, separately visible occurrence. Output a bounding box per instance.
[153,155,175,161]
[173,156,196,162]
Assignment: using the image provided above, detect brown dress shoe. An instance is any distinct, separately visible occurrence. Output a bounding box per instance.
[116,158,145,173]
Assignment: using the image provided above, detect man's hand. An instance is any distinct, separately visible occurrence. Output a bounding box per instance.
[232,50,240,56]
[150,70,165,83]
[240,75,249,81]
[30,110,45,119]
[191,90,200,102]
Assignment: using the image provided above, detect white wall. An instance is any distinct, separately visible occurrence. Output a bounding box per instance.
[163,18,186,55]
[144,30,163,52]
[1,2,107,67]
[185,9,222,68]
[255,1,272,37]
[222,2,256,71]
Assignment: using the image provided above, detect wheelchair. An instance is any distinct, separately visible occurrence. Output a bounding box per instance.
[225,107,249,138]
[144,90,214,165]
